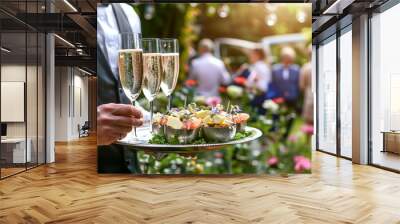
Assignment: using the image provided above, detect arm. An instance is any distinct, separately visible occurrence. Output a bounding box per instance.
[246,71,256,88]
[299,64,310,92]
[188,63,198,81]
[220,64,231,85]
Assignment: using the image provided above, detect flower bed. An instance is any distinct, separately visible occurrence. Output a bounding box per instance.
[137,84,311,174]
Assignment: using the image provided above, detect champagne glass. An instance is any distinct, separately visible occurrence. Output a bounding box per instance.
[118,33,143,138]
[160,38,179,110]
[142,38,162,132]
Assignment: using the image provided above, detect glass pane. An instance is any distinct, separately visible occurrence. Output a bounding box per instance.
[340,29,352,158]
[371,4,400,171]
[311,45,317,151]
[38,32,45,165]
[317,37,337,154]
[1,31,27,177]
[27,31,38,169]
[26,0,40,170]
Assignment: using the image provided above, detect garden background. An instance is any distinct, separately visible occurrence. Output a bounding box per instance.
[133,3,313,174]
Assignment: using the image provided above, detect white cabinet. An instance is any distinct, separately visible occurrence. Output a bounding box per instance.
[1,138,32,163]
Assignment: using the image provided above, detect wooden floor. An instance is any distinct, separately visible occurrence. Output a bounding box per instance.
[1,136,400,224]
[1,167,26,178]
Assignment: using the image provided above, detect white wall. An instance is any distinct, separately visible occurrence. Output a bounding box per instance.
[54,66,69,141]
[73,73,89,137]
[1,65,31,138]
[1,65,25,135]
[54,67,89,141]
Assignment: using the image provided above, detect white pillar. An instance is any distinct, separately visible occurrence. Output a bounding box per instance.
[45,0,56,164]
[352,14,369,164]
[46,32,55,163]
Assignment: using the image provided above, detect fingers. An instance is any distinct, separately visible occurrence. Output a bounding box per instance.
[108,125,132,135]
[111,104,143,118]
[108,115,143,127]
[98,103,143,118]
[98,113,143,128]
[103,122,135,135]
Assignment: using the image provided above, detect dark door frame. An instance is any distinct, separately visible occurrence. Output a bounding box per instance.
[315,18,352,161]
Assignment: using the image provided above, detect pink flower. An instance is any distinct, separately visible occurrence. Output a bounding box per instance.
[279,146,288,154]
[267,156,278,166]
[301,124,314,135]
[288,134,298,142]
[206,96,222,107]
[293,155,311,172]
[214,152,224,159]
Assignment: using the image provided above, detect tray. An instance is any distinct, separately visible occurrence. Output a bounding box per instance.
[117,126,262,154]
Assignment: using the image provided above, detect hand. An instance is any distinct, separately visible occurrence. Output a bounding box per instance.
[97,103,143,146]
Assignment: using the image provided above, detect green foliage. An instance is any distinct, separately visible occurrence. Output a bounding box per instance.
[233,131,252,140]
[133,4,199,84]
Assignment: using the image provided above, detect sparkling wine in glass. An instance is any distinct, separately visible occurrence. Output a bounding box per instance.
[142,38,162,132]
[118,33,143,138]
[160,38,179,110]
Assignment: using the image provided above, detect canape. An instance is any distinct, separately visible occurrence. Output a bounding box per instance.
[202,112,236,142]
[164,111,202,144]
[232,113,250,132]
[152,113,167,135]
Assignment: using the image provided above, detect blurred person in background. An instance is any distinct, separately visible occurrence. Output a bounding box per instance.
[270,46,300,110]
[300,45,313,124]
[245,48,271,113]
[188,39,231,97]
[234,63,251,79]
[246,48,271,94]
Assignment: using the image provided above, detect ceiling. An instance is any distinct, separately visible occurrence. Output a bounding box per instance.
[311,0,390,42]
[0,0,98,74]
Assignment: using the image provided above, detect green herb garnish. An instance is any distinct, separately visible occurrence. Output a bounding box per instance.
[167,136,180,145]
[149,131,252,145]
[234,131,252,140]
[149,134,167,144]
[191,138,207,144]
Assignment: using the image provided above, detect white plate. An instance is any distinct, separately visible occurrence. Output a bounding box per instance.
[116,126,262,154]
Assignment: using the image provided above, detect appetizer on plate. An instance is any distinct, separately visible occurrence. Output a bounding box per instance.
[232,113,250,132]
[150,104,250,144]
[153,113,167,135]
[202,107,237,142]
[164,109,202,144]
